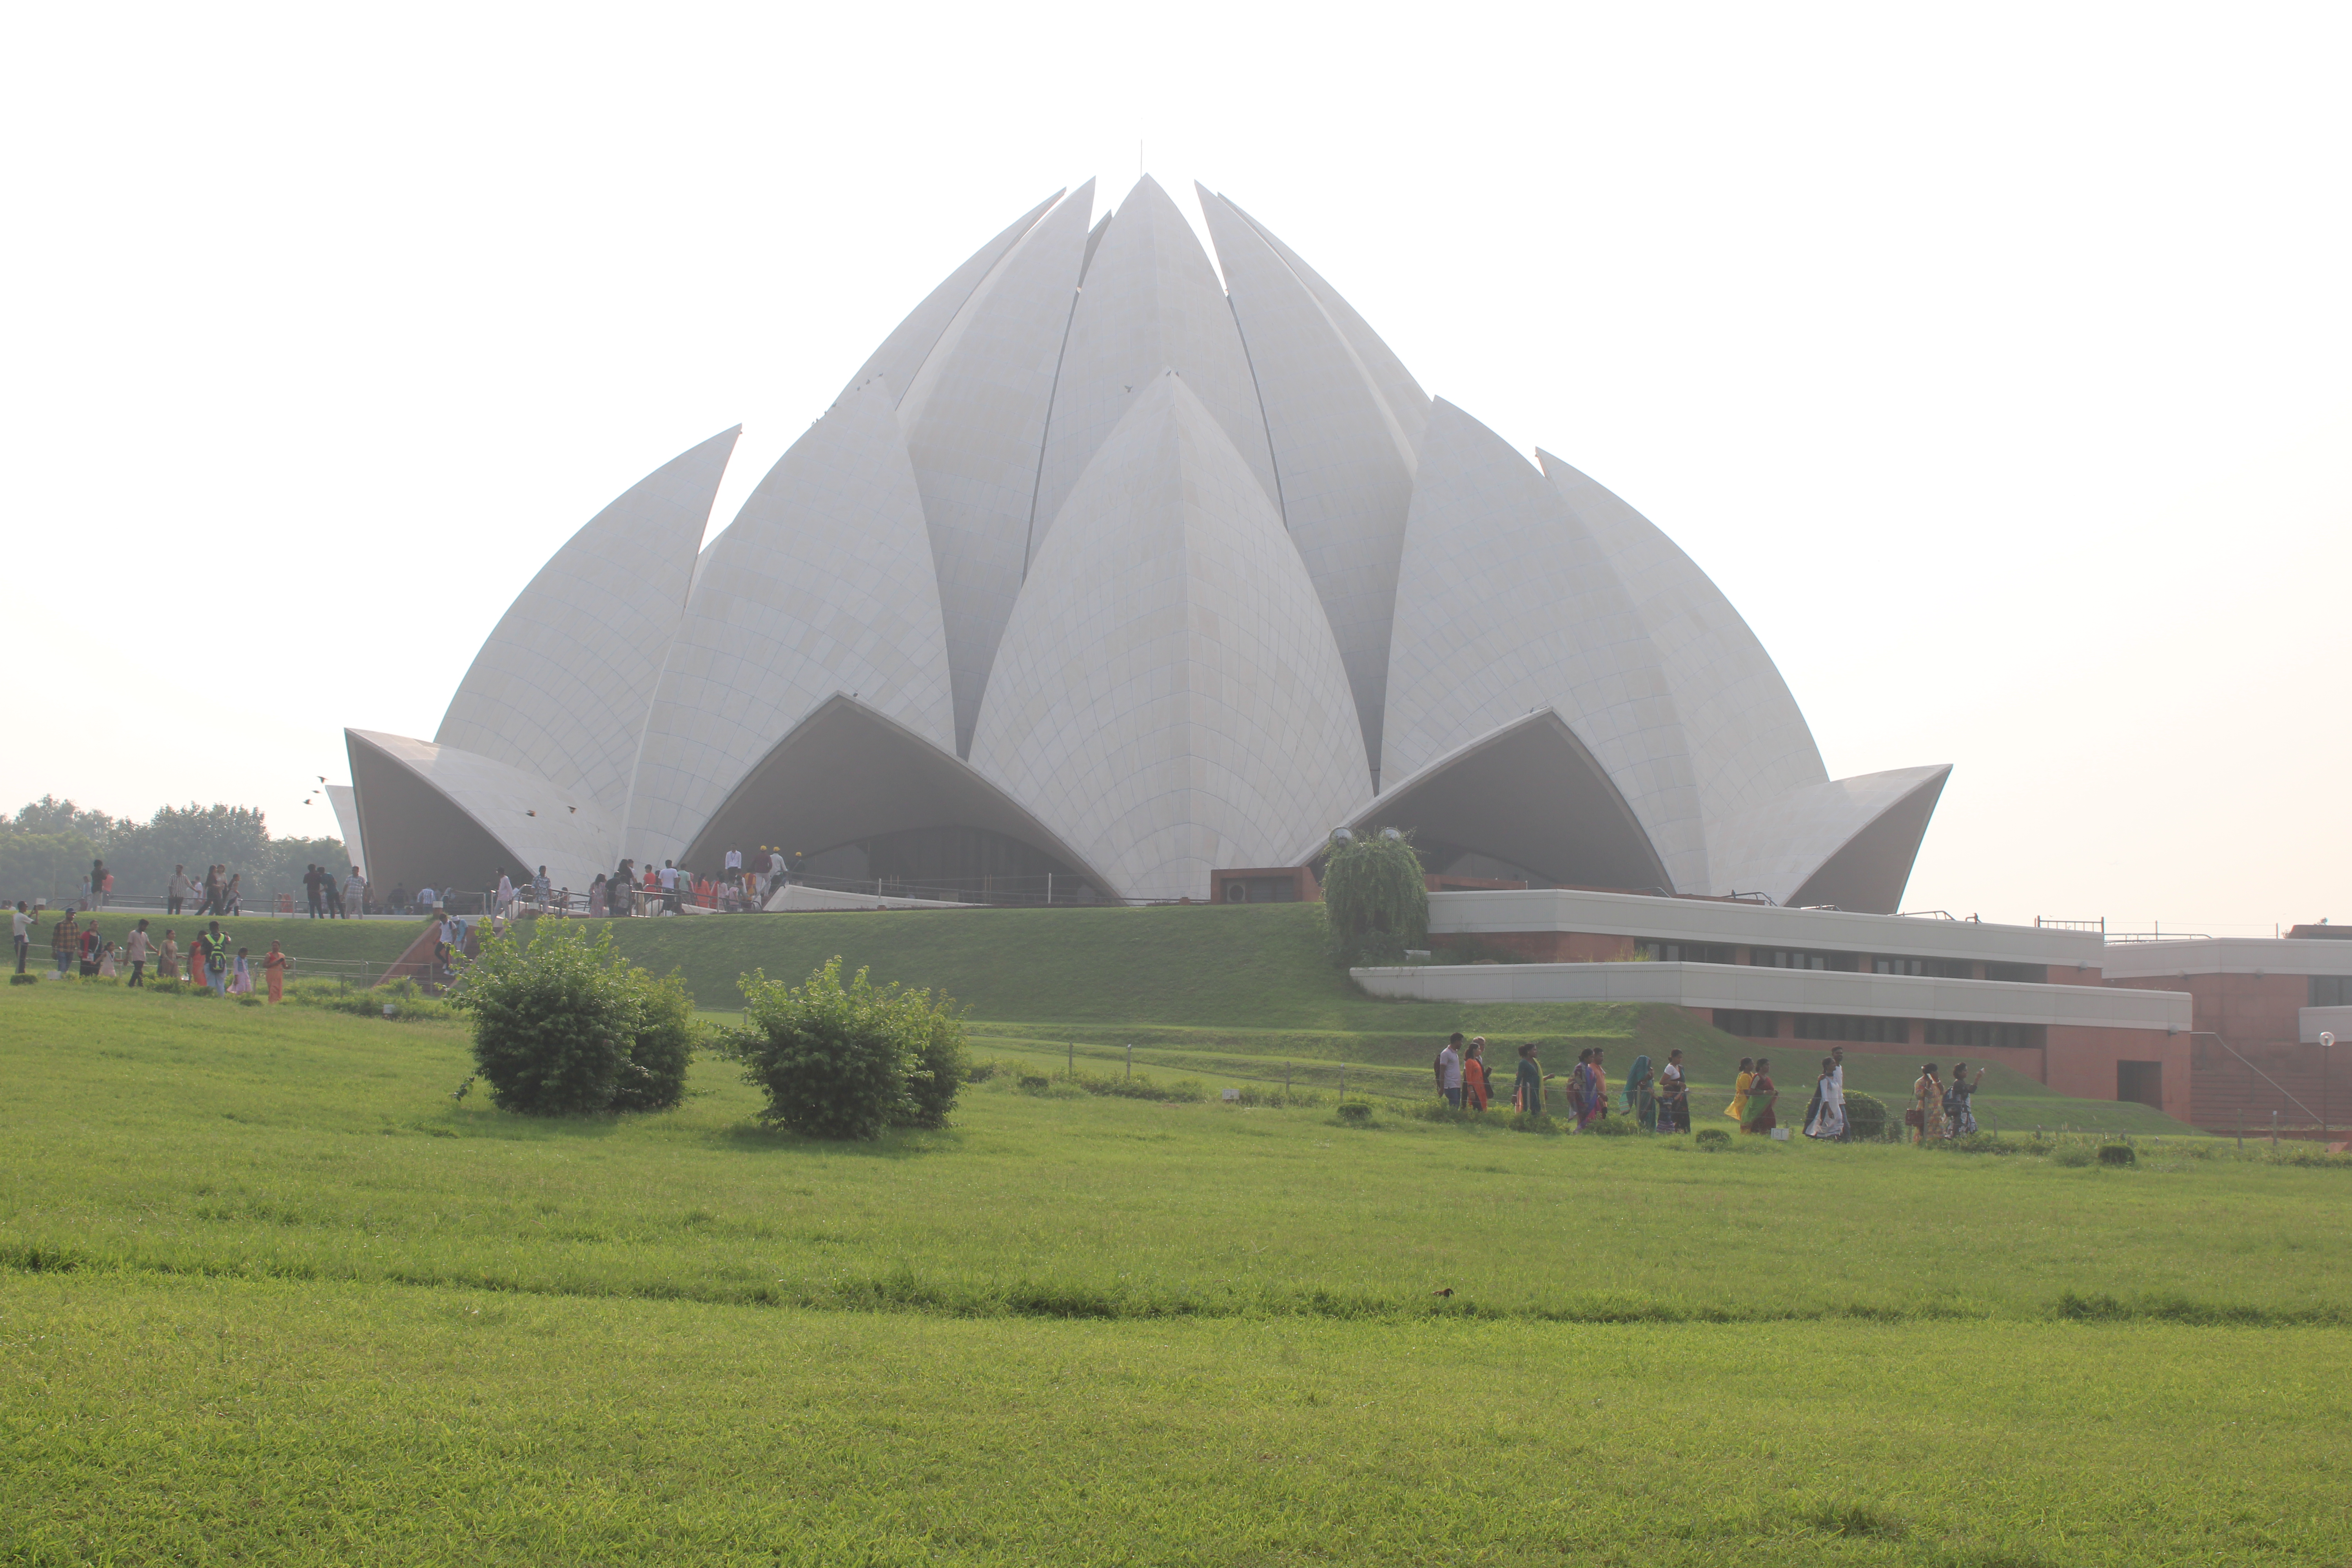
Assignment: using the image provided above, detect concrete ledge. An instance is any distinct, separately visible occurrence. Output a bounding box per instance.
[762,884,976,913]
[1351,959,2192,1032]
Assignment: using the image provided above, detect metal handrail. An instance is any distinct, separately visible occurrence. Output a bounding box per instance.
[2192,1030,2323,1126]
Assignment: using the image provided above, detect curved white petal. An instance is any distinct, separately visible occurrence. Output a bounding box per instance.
[1033,176,1277,554]
[1385,400,1705,887]
[346,728,620,896]
[1197,186,1414,782]
[898,181,1096,756]
[1215,189,1429,449]
[622,384,954,866]
[435,427,738,818]
[1537,451,1830,878]
[1708,765,1952,912]
[971,373,1367,902]
[837,190,1061,406]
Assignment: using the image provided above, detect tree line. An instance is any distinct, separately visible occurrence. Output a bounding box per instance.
[0,795,346,904]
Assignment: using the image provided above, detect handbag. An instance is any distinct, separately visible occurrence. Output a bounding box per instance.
[1903,1107,1924,1129]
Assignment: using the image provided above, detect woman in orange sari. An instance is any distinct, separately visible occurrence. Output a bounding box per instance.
[1461,1038,1490,1111]
[263,940,288,1003]
[187,932,208,990]
[1725,1057,1754,1124]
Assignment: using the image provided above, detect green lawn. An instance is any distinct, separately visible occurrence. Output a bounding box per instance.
[4,984,2346,1563]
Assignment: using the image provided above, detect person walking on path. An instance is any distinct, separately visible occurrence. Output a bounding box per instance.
[91,858,109,910]
[97,938,118,978]
[343,866,367,918]
[1726,1058,1755,1126]
[1911,1063,1947,1145]
[1462,1037,1490,1111]
[126,920,154,987]
[79,924,103,976]
[169,865,194,916]
[494,869,514,915]
[320,868,342,919]
[1622,1053,1657,1131]
[263,940,287,1002]
[303,864,321,918]
[12,902,32,975]
[1574,1049,1609,1131]
[1436,1034,1465,1108]
[1740,1058,1779,1134]
[1804,1056,1846,1139]
[225,874,243,916]
[229,948,253,995]
[1658,1049,1690,1132]
[1512,1043,1552,1115]
[1945,1061,1984,1136]
[159,929,180,981]
[532,866,551,907]
[198,922,231,996]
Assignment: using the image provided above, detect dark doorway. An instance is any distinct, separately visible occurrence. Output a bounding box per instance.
[2117,1060,2163,1110]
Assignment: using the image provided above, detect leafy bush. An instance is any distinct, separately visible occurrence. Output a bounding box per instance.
[1842,1091,1890,1142]
[8,973,36,987]
[1335,1102,1374,1125]
[1321,828,1428,967]
[452,922,695,1115]
[964,1058,1004,1083]
[730,956,965,1139]
[1060,1068,1207,1103]
[1016,1073,1053,1094]
[2050,1143,2094,1167]
[2098,1143,2137,1166]
[1694,1127,1730,1149]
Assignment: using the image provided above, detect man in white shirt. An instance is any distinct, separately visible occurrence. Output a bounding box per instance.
[125,920,153,987]
[657,860,681,913]
[1824,1046,1848,1141]
[343,867,368,918]
[12,902,33,975]
[168,866,194,916]
[1436,1033,1465,1109]
[417,885,437,914]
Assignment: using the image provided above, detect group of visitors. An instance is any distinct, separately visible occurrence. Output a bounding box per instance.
[12,903,289,1000]
[584,850,786,918]
[1907,1060,1985,1142]
[165,864,244,917]
[301,864,365,918]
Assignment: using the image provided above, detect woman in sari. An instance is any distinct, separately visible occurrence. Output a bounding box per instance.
[1461,1038,1490,1111]
[1622,1054,1657,1131]
[1578,1048,1609,1131]
[1725,1058,1754,1124]
[263,940,287,1003]
[158,929,180,981]
[1513,1044,1550,1115]
[1741,1058,1778,1133]
[1804,1056,1845,1139]
[1912,1063,1947,1145]
[187,930,208,989]
[229,948,254,995]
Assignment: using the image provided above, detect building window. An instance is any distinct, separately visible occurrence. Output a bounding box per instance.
[1984,962,2047,984]
[1749,948,1857,972]
[2312,976,2352,1008]
[1714,1009,1779,1038]
[1639,941,1735,965]
[1794,1014,1912,1044]
[1922,1020,2047,1052]
[1871,956,1975,978]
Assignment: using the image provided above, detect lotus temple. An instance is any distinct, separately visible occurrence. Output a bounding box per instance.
[343,176,1951,911]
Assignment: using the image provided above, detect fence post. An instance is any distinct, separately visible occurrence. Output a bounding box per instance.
[2271,1109,2278,1147]
[1340,1063,1346,1097]
[1067,1041,1074,1078]
[1047,873,1053,906]
[1286,1062,1292,1098]
[1125,1044,1132,1080]
[2237,1109,2243,1151]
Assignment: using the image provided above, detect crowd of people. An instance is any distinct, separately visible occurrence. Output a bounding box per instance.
[11,902,291,1000]
[1428,1036,1991,1146]
[583,849,787,918]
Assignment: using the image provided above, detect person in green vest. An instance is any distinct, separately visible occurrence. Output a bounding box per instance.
[198,922,232,996]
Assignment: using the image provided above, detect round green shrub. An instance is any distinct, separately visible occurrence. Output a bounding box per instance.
[1694,1127,1731,1148]
[2097,1142,2136,1166]
[1841,1091,1891,1142]
[1335,1101,1374,1125]
[732,956,963,1139]
[454,922,693,1116]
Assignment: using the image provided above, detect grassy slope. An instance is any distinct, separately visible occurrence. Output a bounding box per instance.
[4,987,2349,1564]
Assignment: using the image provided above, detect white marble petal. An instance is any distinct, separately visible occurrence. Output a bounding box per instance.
[1384,401,1705,888]
[347,728,621,897]
[435,428,738,819]
[622,383,955,867]
[971,373,1368,902]
[837,191,1060,406]
[1197,186,1414,782]
[1707,765,1953,912]
[1032,176,1278,556]
[898,181,1096,757]
[1216,190,1430,449]
[1536,452,1830,883]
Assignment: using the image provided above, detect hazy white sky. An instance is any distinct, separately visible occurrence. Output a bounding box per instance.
[5,1,2345,933]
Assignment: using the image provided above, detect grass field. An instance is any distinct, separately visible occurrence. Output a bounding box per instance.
[4,984,2349,1563]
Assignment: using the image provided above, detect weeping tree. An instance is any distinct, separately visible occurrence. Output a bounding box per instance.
[1321,827,1429,967]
